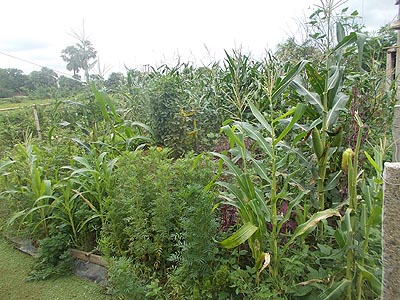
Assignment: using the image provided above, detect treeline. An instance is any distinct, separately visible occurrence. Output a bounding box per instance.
[0,67,125,99]
[0,19,395,101]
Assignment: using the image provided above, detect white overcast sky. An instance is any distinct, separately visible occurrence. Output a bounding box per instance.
[0,0,397,77]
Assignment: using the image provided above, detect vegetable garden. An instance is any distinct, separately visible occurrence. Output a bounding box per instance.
[0,3,396,299]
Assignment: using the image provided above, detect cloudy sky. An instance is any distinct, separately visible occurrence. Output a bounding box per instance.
[0,0,397,77]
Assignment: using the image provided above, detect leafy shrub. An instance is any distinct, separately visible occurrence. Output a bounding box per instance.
[27,233,73,281]
[106,257,147,299]
[149,72,194,155]
[0,108,36,152]
[168,185,218,299]
[100,148,219,298]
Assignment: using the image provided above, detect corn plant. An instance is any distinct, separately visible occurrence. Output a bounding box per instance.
[328,114,383,300]
[91,83,153,152]
[0,159,14,191]
[46,181,83,247]
[62,150,117,232]
[217,50,262,121]
[6,139,54,238]
[214,59,341,290]
[291,21,366,211]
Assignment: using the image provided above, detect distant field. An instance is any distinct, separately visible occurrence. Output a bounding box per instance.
[0,98,55,111]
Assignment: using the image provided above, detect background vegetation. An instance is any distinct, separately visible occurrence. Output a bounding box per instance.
[0,2,396,299]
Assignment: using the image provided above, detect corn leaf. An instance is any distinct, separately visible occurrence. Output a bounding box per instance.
[364,150,381,173]
[272,60,308,101]
[291,77,324,114]
[274,103,306,145]
[0,160,15,173]
[356,264,381,294]
[248,102,272,135]
[326,93,348,129]
[319,279,351,300]
[240,122,273,157]
[290,208,341,242]
[219,223,258,249]
[305,64,325,96]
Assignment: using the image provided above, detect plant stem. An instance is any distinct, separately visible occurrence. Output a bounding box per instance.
[356,225,370,300]
[268,88,279,280]
[346,113,363,300]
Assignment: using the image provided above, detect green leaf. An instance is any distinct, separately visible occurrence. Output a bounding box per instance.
[128,121,153,134]
[291,208,341,242]
[78,214,101,232]
[279,191,308,227]
[357,264,381,294]
[326,93,348,128]
[0,160,15,175]
[219,223,258,249]
[291,77,324,113]
[221,124,245,148]
[324,171,341,191]
[319,279,351,300]
[356,33,366,70]
[334,229,346,248]
[250,158,270,182]
[364,151,382,173]
[336,22,345,44]
[367,206,382,227]
[71,138,91,152]
[44,179,52,196]
[73,156,92,169]
[248,102,272,135]
[92,83,120,122]
[305,64,325,96]
[334,32,357,53]
[240,122,273,157]
[274,103,306,145]
[272,60,308,101]
[327,66,340,92]
[212,152,243,185]
[273,106,296,123]
[334,32,366,70]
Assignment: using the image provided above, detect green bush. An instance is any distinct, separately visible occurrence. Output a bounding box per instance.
[106,257,147,299]
[27,233,73,281]
[100,148,219,298]
[149,72,194,155]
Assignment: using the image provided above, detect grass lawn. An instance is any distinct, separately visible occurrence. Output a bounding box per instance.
[0,98,54,111]
[0,238,111,300]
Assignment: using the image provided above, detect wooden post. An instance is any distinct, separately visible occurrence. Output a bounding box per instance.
[386,47,396,89]
[32,104,42,140]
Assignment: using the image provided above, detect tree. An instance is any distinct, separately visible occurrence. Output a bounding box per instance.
[105,72,125,91]
[58,75,83,97]
[0,68,28,97]
[61,27,97,83]
[275,37,323,64]
[29,67,58,90]
[28,67,58,98]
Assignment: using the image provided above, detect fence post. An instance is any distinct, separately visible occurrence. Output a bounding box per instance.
[32,104,42,140]
[382,162,400,299]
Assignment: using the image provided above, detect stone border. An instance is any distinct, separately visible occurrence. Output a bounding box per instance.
[3,236,107,284]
